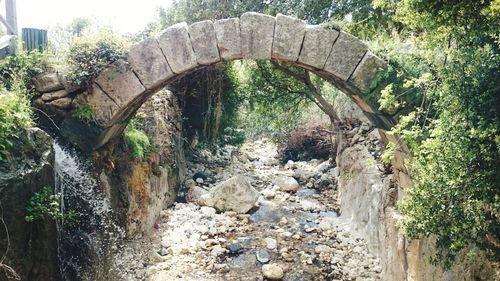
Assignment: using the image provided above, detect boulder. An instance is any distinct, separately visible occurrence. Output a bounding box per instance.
[274,176,299,192]
[200,175,259,214]
[186,185,208,204]
[33,73,64,92]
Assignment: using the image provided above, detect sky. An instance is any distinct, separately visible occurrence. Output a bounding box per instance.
[14,0,170,34]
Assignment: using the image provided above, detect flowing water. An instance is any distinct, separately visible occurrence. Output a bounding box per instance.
[53,142,125,281]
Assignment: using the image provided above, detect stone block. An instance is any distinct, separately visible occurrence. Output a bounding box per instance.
[127,38,174,89]
[33,73,64,92]
[214,18,242,60]
[49,97,72,110]
[349,51,386,94]
[95,60,145,110]
[324,31,367,81]
[41,89,68,102]
[158,22,198,74]
[240,12,275,60]
[86,84,121,126]
[189,20,220,65]
[298,25,339,70]
[272,14,306,62]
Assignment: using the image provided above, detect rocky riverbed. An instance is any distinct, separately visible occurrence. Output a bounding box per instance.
[118,139,381,281]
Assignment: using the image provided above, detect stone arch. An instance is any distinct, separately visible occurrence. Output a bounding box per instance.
[85,12,391,149]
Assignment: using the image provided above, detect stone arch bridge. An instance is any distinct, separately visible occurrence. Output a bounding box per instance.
[74,12,391,149]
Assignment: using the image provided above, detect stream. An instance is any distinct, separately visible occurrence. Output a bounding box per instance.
[115,139,382,281]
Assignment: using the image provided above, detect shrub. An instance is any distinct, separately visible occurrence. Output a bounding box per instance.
[73,104,96,124]
[0,48,51,92]
[65,31,128,86]
[124,128,151,159]
[0,84,34,160]
[277,122,334,163]
[25,186,79,224]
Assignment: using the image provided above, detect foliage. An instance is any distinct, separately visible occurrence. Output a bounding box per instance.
[380,142,395,164]
[0,85,33,160]
[372,0,500,267]
[25,187,79,224]
[0,48,51,93]
[64,31,129,86]
[73,104,96,124]
[171,63,243,145]
[124,118,159,159]
[237,61,312,141]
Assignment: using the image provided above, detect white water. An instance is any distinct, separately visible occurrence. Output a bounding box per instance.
[53,141,125,281]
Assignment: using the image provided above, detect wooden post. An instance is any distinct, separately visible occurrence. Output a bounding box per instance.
[5,0,17,35]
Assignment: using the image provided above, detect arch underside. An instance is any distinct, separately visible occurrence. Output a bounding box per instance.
[84,12,391,149]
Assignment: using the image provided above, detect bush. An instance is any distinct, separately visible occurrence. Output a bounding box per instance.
[0,84,34,160]
[25,186,79,224]
[278,121,334,163]
[73,104,96,124]
[0,48,51,92]
[123,118,159,159]
[124,128,150,159]
[64,31,128,86]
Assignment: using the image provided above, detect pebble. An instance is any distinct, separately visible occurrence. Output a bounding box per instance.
[264,237,278,250]
[196,178,204,184]
[228,243,243,254]
[314,244,333,254]
[256,248,271,264]
[262,263,284,280]
[157,247,168,256]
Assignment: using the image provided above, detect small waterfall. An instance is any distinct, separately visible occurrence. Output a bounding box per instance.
[53,141,125,281]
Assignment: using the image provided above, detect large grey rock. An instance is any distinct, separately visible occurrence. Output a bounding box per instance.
[324,31,367,81]
[298,25,339,70]
[240,12,275,60]
[200,175,259,214]
[0,128,58,281]
[158,22,198,73]
[33,73,64,92]
[214,18,242,60]
[349,51,386,94]
[41,89,68,101]
[127,38,174,89]
[189,20,220,65]
[272,14,306,62]
[274,176,299,193]
[94,60,146,110]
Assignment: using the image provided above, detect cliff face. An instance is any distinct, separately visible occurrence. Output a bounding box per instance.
[0,128,59,281]
[98,89,187,237]
[337,125,497,281]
